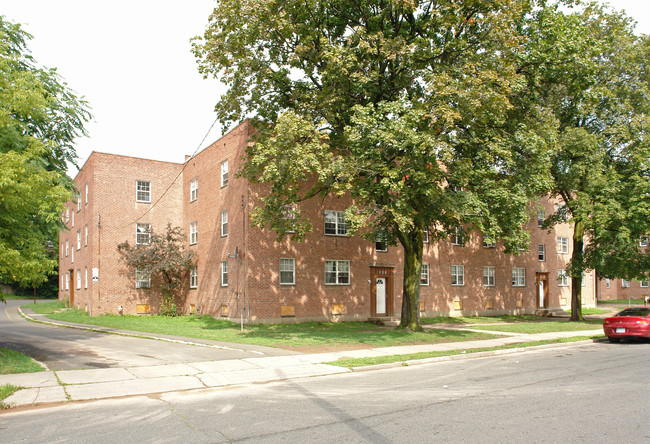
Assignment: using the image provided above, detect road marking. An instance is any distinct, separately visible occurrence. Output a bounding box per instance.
[4,307,13,321]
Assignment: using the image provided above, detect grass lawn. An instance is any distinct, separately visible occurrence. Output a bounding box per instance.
[2,290,57,301]
[0,384,23,408]
[566,308,610,315]
[598,298,646,305]
[327,336,602,368]
[3,295,38,301]
[463,319,603,334]
[21,300,66,314]
[0,348,44,374]
[422,315,542,325]
[27,307,500,350]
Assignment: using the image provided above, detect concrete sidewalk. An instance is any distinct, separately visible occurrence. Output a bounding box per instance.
[1,319,603,408]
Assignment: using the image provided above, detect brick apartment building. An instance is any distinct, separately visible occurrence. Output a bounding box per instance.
[58,121,645,322]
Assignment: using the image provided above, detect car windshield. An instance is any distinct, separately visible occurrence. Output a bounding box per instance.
[615,308,650,317]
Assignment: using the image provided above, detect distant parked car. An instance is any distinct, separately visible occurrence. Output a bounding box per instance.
[603,307,650,342]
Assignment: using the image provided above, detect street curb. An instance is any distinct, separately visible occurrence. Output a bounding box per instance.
[17,308,263,355]
[346,339,600,372]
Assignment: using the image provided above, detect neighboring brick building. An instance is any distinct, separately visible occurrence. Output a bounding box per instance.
[58,152,183,316]
[62,120,642,322]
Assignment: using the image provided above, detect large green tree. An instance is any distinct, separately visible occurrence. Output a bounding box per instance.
[521,2,650,320]
[195,0,556,330]
[0,16,91,300]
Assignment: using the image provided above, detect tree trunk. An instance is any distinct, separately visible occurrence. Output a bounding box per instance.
[570,221,585,322]
[399,227,424,331]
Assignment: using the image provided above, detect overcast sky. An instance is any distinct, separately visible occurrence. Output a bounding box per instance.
[1,1,648,176]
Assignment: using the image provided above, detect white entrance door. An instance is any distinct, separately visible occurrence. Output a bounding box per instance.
[538,279,545,308]
[376,278,386,315]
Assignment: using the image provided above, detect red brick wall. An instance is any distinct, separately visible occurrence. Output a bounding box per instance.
[60,152,183,315]
[182,122,253,317]
[61,121,607,322]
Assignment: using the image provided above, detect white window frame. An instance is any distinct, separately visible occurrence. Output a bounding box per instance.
[537,209,545,227]
[281,205,296,233]
[190,266,198,289]
[84,267,88,289]
[512,268,526,287]
[556,237,569,254]
[325,260,350,285]
[451,226,463,246]
[558,270,569,287]
[538,244,545,262]
[375,234,388,252]
[85,225,88,247]
[324,210,348,236]
[421,264,429,286]
[65,240,69,257]
[606,278,610,288]
[423,229,429,244]
[221,261,228,286]
[76,270,81,290]
[77,195,81,212]
[71,246,74,263]
[221,160,229,187]
[641,280,649,288]
[190,178,198,202]
[451,265,464,286]
[76,230,81,250]
[640,236,648,247]
[279,258,295,285]
[136,223,151,245]
[622,279,631,288]
[136,180,151,203]
[85,182,88,205]
[482,235,495,249]
[71,210,74,227]
[136,269,151,289]
[65,209,69,223]
[65,273,69,291]
[221,210,228,237]
[190,221,198,245]
[483,266,495,287]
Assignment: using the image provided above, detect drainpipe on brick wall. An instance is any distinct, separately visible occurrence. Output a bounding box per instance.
[244,189,250,324]
[95,212,101,316]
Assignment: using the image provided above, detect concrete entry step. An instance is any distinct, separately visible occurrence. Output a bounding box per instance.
[535,309,567,317]
[368,317,401,327]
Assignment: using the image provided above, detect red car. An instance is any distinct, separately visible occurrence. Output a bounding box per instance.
[603,307,650,342]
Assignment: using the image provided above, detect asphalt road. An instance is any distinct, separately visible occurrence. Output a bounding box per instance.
[0,299,290,370]
[1,341,648,443]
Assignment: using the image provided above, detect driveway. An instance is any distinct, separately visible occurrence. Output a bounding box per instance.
[0,299,293,370]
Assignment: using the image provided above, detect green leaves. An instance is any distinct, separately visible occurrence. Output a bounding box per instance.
[118,224,196,315]
[0,16,91,291]
[195,0,650,326]
[195,1,559,329]
[0,144,67,288]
